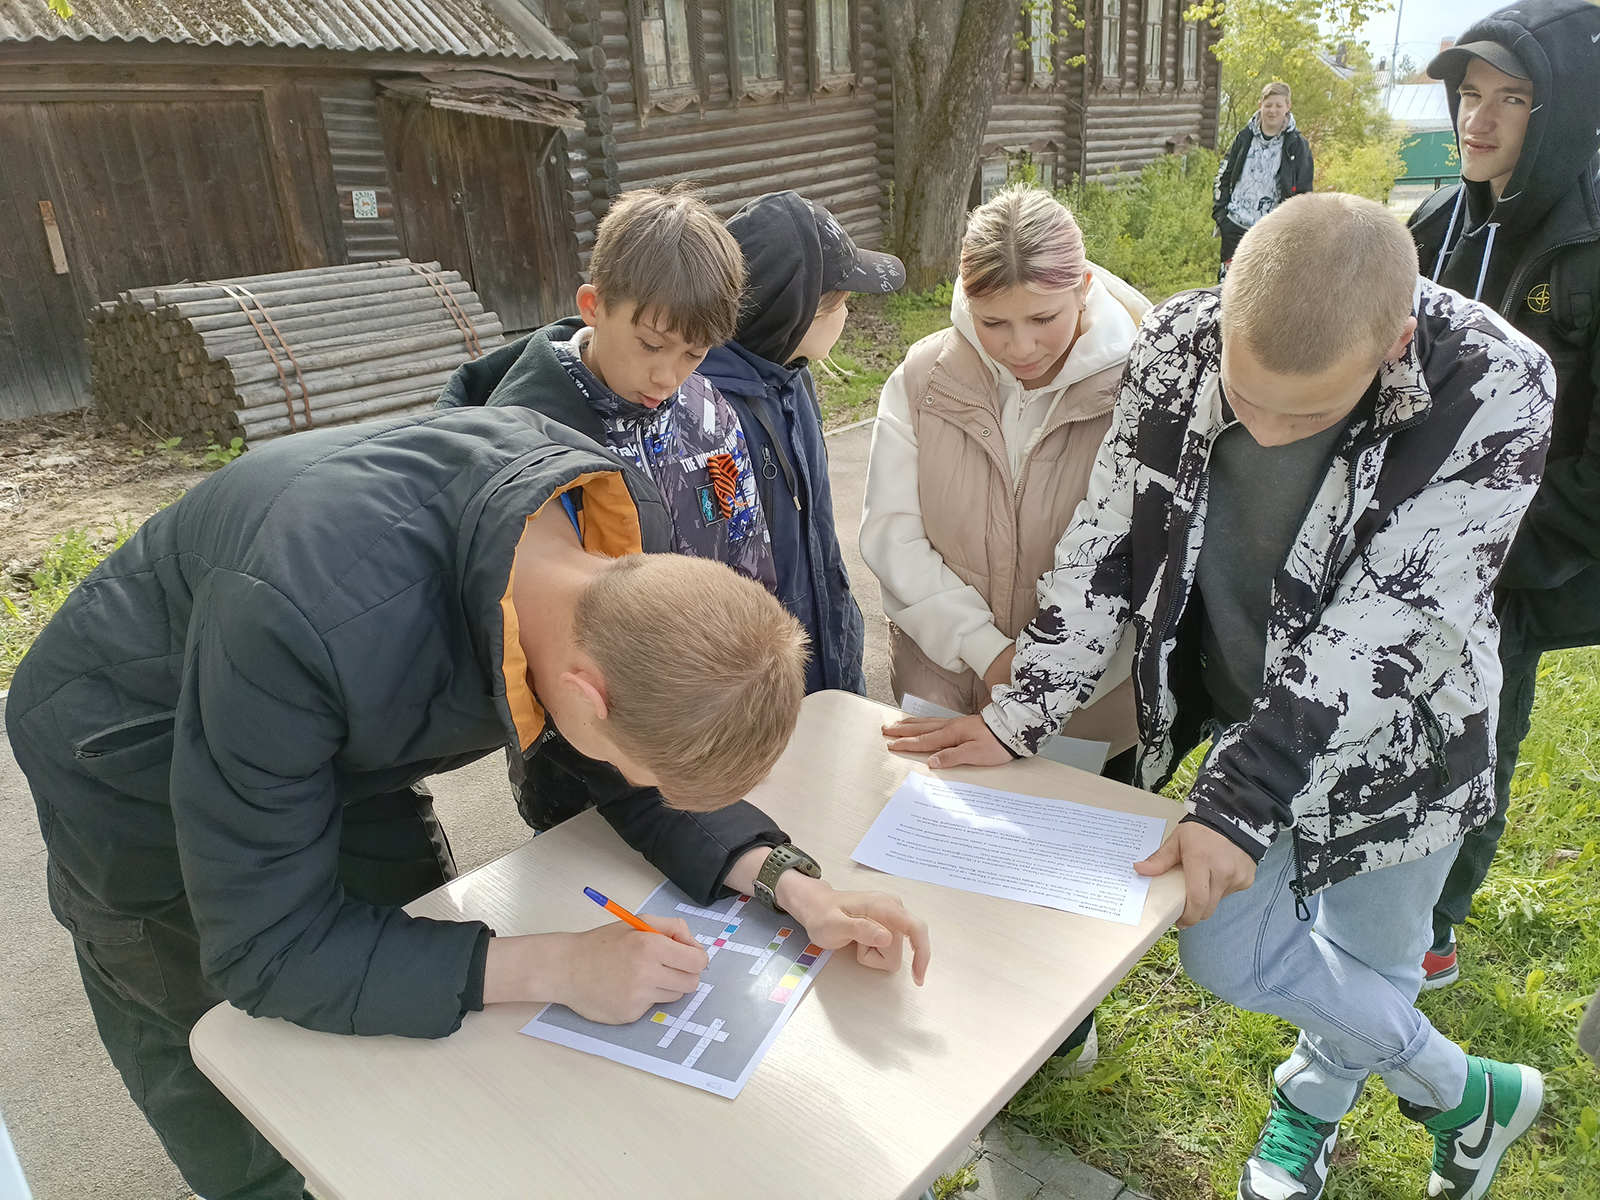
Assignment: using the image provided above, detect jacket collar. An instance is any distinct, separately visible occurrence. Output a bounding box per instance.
[700,340,804,397]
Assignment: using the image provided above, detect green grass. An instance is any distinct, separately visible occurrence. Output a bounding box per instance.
[1004,648,1600,1198]
[1,522,137,687]
[814,286,955,428]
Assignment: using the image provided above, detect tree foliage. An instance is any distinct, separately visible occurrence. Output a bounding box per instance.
[1191,0,1405,201]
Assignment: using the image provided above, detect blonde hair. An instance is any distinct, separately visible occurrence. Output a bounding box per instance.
[590,186,747,349]
[1221,193,1418,375]
[959,184,1088,299]
[1260,80,1291,103]
[573,554,809,809]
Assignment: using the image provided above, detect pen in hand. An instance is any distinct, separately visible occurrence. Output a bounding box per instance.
[583,886,670,937]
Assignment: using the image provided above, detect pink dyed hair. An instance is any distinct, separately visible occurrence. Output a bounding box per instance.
[959,184,1088,299]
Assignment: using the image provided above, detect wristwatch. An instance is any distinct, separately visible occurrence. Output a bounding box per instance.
[752,843,821,914]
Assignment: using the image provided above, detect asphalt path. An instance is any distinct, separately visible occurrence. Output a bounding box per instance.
[0,423,891,1199]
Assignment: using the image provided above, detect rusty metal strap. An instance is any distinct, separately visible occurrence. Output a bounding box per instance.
[220,285,314,432]
[405,262,483,358]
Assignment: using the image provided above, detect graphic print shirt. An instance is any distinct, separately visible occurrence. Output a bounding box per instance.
[553,330,777,589]
[1226,113,1295,230]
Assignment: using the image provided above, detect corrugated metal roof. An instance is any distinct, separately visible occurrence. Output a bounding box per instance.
[0,0,574,60]
[1388,83,1454,131]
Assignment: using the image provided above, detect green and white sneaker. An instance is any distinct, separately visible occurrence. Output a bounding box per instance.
[1399,1056,1543,1199]
[1238,1087,1340,1200]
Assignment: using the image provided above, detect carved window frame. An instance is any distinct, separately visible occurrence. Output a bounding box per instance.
[626,0,709,124]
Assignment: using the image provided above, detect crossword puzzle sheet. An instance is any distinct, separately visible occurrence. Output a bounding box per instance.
[519,881,833,1097]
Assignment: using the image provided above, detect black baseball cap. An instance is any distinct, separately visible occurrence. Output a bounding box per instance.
[809,201,906,294]
[1429,39,1532,83]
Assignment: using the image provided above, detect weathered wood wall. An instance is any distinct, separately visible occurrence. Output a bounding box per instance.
[569,0,886,251]
[1079,0,1219,182]
[0,45,579,418]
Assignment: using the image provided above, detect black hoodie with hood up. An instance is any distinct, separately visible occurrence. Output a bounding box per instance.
[1408,0,1600,652]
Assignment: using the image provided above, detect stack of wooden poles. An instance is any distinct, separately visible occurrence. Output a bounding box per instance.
[87,260,506,445]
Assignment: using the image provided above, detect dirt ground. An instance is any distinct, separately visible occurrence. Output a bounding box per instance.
[0,411,209,578]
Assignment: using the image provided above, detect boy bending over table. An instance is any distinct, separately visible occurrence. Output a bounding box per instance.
[9,407,928,1200]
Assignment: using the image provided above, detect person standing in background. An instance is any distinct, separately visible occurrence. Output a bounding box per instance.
[1213,81,1313,280]
[1406,0,1600,991]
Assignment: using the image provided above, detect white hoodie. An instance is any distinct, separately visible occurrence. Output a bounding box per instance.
[860,267,1146,683]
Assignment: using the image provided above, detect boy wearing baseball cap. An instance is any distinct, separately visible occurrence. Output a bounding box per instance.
[700,192,907,696]
[1407,0,1600,991]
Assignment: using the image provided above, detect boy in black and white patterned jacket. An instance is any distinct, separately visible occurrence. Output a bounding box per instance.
[887,195,1554,1200]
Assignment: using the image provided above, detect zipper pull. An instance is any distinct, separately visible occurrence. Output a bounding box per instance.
[1293,888,1312,923]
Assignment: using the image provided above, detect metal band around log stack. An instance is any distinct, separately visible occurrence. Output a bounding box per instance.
[406,262,484,359]
[221,284,315,432]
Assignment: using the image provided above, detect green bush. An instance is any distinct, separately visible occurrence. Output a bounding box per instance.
[1060,151,1223,302]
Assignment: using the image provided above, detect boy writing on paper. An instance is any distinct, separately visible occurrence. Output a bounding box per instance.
[884,194,1552,1200]
[9,409,930,1200]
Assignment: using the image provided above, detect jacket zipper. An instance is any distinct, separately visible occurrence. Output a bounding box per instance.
[1288,826,1312,922]
[1415,695,1452,788]
[745,398,802,511]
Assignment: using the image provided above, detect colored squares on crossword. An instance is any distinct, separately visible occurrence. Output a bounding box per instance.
[769,946,824,1003]
[651,1012,668,1024]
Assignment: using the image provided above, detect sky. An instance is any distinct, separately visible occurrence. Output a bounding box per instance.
[1354,0,1510,74]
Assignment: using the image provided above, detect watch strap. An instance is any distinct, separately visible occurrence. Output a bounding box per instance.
[753,843,820,914]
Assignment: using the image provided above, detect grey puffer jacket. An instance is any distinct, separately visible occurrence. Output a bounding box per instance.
[984,281,1554,899]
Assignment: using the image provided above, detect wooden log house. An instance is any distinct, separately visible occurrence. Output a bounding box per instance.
[0,0,1218,420]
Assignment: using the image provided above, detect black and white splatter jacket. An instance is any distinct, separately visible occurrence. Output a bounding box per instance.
[982,280,1554,898]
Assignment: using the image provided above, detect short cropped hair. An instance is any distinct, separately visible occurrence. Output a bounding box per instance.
[1261,80,1291,103]
[960,184,1088,299]
[589,186,746,349]
[1221,193,1418,375]
[574,554,809,809]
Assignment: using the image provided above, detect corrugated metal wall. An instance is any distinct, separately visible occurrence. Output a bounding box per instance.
[319,90,406,261]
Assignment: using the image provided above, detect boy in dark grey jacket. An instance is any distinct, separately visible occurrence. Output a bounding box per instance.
[7,408,929,1200]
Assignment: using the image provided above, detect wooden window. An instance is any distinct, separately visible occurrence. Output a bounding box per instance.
[815,0,852,75]
[1181,19,1200,85]
[735,0,781,80]
[1142,0,1164,84]
[1097,0,1122,82]
[1030,2,1055,83]
[641,0,694,89]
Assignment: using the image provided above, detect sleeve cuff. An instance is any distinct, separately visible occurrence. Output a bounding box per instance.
[1180,810,1272,863]
[960,625,1016,681]
[459,926,495,1015]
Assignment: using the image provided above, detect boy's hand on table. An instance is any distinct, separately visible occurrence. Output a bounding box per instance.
[778,872,931,985]
[1134,822,1256,929]
[881,713,1013,769]
[483,918,709,1024]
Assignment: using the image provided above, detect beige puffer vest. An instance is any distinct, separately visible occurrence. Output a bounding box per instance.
[888,328,1141,755]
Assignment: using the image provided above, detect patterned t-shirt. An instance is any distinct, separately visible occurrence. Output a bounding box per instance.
[1225,114,1295,230]
[553,333,777,590]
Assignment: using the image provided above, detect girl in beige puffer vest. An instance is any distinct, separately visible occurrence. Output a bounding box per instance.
[860,185,1149,764]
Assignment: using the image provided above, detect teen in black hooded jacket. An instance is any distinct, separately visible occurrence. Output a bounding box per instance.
[1408,0,1600,979]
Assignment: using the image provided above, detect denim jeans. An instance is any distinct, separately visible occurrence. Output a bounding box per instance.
[1179,833,1469,1122]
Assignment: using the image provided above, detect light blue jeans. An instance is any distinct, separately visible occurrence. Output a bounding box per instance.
[1178,832,1469,1122]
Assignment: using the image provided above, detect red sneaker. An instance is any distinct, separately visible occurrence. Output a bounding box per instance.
[1422,939,1460,991]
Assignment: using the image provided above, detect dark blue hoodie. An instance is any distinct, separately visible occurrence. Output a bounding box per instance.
[700,342,866,694]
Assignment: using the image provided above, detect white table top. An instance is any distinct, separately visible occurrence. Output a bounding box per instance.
[191,690,1186,1200]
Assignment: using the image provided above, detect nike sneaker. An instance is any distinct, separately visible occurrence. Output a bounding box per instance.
[1399,1056,1543,1200]
[1237,1086,1339,1200]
